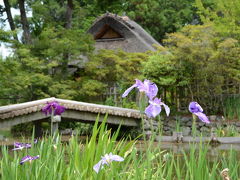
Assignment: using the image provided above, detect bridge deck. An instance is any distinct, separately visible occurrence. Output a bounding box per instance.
[0,98,142,128]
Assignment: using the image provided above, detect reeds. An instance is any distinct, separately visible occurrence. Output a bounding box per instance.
[223,95,240,121]
[1,115,240,179]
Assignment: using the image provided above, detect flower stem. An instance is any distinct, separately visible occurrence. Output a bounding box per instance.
[192,114,197,137]
[51,107,54,136]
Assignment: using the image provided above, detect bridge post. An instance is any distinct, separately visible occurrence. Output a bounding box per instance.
[51,115,61,135]
[34,121,42,138]
[0,128,7,141]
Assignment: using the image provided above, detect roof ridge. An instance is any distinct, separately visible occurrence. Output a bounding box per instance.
[92,12,134,29]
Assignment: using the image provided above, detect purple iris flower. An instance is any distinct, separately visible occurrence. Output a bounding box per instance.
[12,139,38,151]
[122,79,158,100]
[12,143,31,151]
[42,101,65,116]
[93,153,124,173]
[20,155,40,165]
[189,102,210,124]
[145,97,170,118]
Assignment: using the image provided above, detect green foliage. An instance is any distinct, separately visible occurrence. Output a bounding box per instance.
[11,122,34,137]
[121,98,138,109]
[195,0,240,39]
[0,26,94,104]
[0,29,17,43]
[104,96,115,106]
[215,125,240,137]
[126,0,198,41]
[79,0,127,17]
[74,122,93,135]
[0,0,95,104]
[223,95,240,120]
[0,37,93,104]
[163,24,240,113]
[78,49,149,102]
[0,54,52,104]
[142,53,188,91]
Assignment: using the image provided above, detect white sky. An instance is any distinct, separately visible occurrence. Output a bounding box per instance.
[0,0,32,58]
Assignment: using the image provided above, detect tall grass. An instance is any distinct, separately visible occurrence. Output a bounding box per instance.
[1,115,240,179]
[223,95,240,120]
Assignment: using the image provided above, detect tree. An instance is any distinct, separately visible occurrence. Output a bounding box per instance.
[0,0,95,104]
[142,52,188,109]
[78,49,149,103]
[18,0,31,44]
[163,24,240,113]
[3,0,18,41]
[195,0,240,39]
[79,0,200,42]
[126,0,198,42]
[65,0,74,29]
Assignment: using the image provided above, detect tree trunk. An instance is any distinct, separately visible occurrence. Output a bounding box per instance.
[65,0,73,29]
[18,0,31,44]
[62,0,74,78]
[3,0,18,41]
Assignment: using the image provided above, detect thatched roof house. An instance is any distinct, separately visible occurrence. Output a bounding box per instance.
[88,13,161,52]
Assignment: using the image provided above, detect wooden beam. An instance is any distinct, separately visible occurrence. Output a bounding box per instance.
[61,110,140,127]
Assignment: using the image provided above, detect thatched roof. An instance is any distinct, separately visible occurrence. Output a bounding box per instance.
[88,13,162,52]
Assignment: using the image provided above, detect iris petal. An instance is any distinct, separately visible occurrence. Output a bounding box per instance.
[42,101,65,116]
[93,160,103,173]
[146,83,158,100]
[189,102,203,113]
[145,104,161,118]
[161,103,170,116]
[20,156,31,165]
[122,79,158,100]
[110,155,124,162]
[122,84,137,98]
[194,112,210,124]
[189,102,209,124]
[93,153,124,173]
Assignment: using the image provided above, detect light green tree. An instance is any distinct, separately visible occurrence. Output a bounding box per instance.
[163,24,240,113]
[195,0,240,39]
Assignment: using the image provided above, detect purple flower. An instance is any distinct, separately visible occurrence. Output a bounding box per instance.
[42,101,65,116]
[12,143,31,151]
[189,102,210,124]
[13,139,38,151]
[145,97,170,118]
[122,79,158,100]
[12,146,25,151]
[20,155,40,165]
[93,153,124,173]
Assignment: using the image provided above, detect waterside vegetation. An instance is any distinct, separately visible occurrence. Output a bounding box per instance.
[1,117,240,180]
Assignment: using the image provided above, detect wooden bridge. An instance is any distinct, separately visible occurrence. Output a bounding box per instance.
[0,98,142,135]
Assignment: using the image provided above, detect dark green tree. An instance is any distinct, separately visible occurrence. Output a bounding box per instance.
[126,0,198,42]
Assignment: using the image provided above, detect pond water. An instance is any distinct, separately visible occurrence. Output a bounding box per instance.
[2,135,240,156]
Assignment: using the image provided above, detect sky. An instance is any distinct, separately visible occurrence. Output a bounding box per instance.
[0,0,19,58]
[0,0,31,58]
